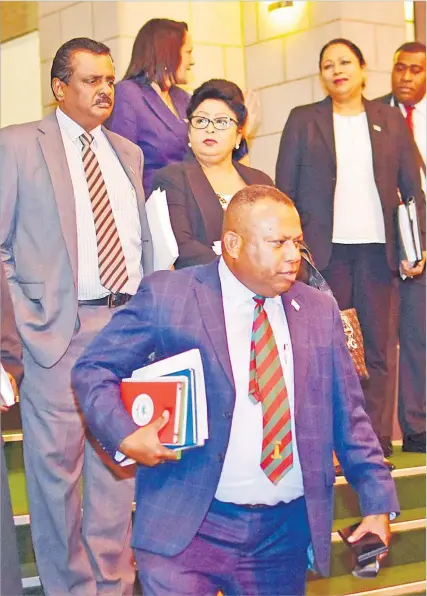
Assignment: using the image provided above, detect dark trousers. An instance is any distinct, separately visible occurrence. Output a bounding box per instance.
[135,496,310,596]
[321,244,395,438]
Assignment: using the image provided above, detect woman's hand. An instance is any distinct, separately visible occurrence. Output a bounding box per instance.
[401,251,426,278]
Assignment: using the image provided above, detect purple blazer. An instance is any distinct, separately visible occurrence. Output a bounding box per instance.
[106,79,190,196]
[72,261,399,576]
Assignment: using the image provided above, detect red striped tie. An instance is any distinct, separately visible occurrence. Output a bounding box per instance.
[80,132,128,294]
[249,295,293,484]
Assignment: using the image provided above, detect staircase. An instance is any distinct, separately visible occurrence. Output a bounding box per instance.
[3,433,426,596]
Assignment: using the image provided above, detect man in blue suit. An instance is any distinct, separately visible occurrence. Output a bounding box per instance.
[72,185,398,595]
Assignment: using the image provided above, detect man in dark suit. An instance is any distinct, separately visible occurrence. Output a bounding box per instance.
[0,38,153,594]
[1,263,24,596]
[72,185,398,596]
[377,41,426,454]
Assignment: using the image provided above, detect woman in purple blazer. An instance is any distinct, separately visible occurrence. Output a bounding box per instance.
[106,19,194,195]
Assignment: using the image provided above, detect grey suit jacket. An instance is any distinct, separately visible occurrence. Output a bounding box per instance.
[275,96,425,271]
[0,111,154,368]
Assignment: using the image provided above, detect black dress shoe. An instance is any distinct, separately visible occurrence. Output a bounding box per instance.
[383,458,396,472]
[402,432,426,453]
[379,437,393,458]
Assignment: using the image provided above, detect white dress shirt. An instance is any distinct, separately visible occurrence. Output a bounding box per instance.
[394,96,426,193]
[332,112,386,244]
[215,258,304,505]
[56,108,143,299]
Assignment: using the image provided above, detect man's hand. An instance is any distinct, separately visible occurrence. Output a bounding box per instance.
[401,251,426,278]
[118,410,180,466]
[347,513,391,562]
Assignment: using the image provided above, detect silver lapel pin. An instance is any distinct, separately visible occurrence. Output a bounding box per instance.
[373,124,381,132]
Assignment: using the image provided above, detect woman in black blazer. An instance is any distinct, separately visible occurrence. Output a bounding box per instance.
[275,38,425,454]
[151,79,273,269]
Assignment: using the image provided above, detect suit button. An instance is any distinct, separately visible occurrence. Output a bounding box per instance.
[217,454,224,462]
[224,411,232,419]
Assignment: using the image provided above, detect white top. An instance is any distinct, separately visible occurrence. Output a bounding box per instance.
[215,258,304,505]
[56,108,143,299]
[394,96,426,193]
[332,112,386,244]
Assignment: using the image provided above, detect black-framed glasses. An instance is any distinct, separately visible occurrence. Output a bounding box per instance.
[189,116,238,131]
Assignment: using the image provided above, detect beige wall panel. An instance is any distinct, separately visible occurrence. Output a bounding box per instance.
[191,2,241,46]
[339,20,376,69]
[38,11,62,61]
[106,36,135,81]
[249,133,282,179]
[224,46,246,90]
[375,25,406,72]
[242,1,258,45]
[284,21,341,80]
[191,43,225,88]
[60,1,94,44]
[364,70,392,100]
[310,1,342,27]
[257,1,310,42]
[340,1,405,26]
[40,59,54,107]
[260,78,313,136]
[93,2,119,42]
[0,1,38,42]
[119,2,191,39]
[245,37,285,90]
[312,73,326,102]
[38,2,79,18]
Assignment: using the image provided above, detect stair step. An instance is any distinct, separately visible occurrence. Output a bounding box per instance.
[307,561,426,595]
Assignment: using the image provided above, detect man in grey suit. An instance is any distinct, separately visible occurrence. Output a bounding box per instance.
[0,38,153,595]
[72,186,398,596]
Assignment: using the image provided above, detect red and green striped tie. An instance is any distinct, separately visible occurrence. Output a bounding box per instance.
[249,295,293,484]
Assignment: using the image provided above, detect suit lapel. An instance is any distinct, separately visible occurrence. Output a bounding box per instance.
[363,98,387,184]
[281,284,309,417]
[314,97,336,171]
[184,160,225,240]
[37,113,78,289]
[194,260,235,391]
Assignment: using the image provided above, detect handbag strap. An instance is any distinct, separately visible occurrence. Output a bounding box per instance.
[299,245,335,298]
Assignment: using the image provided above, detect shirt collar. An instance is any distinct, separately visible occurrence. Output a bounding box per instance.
[393,95,426,116]
[218,257,282,308]
[56,107,102,147]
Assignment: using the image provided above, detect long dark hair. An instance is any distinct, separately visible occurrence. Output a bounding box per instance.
[123,18,188,91]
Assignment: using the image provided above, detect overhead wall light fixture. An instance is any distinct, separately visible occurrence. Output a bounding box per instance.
[268,1,294,12]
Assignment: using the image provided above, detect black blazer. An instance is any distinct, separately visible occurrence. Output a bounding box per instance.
[275,96,425,271]
[151,159,274,269]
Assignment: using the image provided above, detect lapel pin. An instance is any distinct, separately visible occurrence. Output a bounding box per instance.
[291,299,300,311]
[373,124,381,132]
[128,165,136,175]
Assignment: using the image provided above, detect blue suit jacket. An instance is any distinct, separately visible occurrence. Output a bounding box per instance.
[72,260,399,576]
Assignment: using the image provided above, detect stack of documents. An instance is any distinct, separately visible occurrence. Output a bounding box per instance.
[145,188,179,271]
[1,363,15,407]
[114,349,208,465]
[397,196,423,268]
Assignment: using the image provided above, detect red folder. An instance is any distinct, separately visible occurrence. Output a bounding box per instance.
[120,379,184,444]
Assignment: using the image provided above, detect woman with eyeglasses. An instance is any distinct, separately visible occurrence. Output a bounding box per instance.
[151,79,273,269]
[106,19,260,196]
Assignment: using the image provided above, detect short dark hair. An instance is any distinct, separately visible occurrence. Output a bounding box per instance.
[123,18,188,91]
[187,79,247,128]
[395,41,426,55]
[319,38,366,69]
[51,38,111,99]
[227,185,295,219]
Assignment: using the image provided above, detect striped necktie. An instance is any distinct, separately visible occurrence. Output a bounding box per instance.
[249,295,293,484]
[80,132,128,294]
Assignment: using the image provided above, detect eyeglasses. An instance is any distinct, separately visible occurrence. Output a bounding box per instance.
[189,116,238,131]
